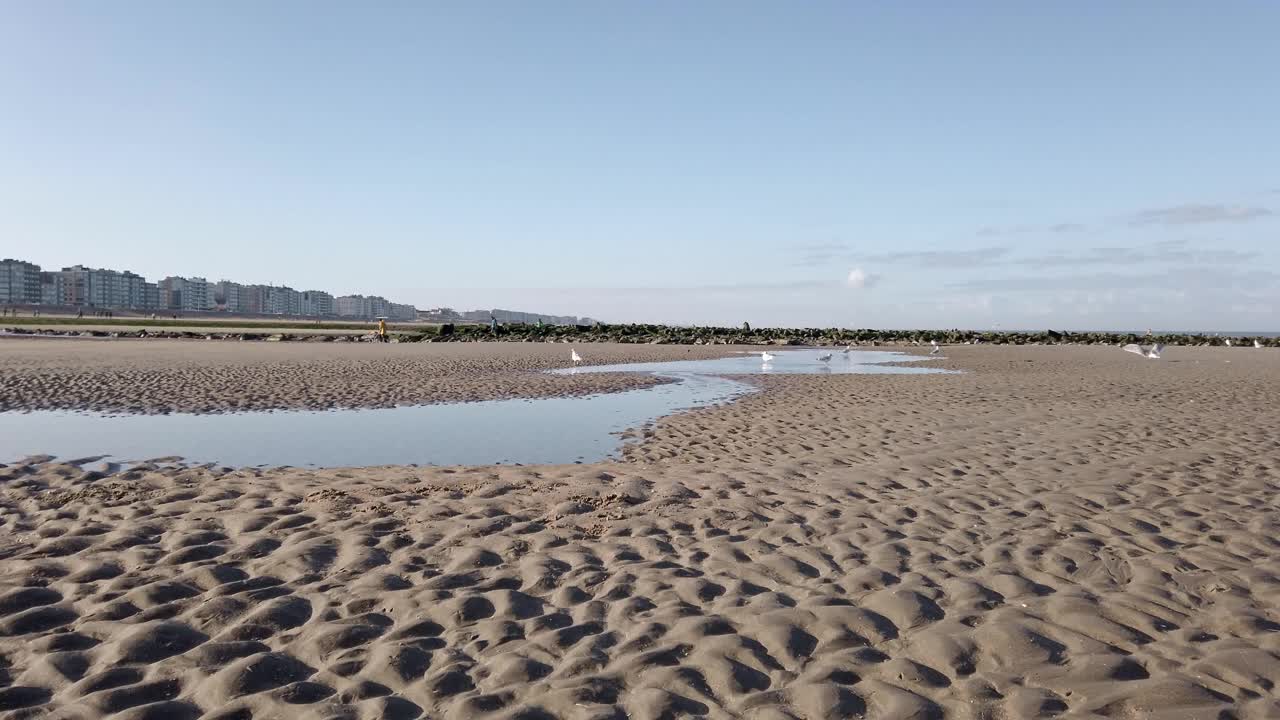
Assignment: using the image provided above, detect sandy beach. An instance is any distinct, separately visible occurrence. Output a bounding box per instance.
[1,342,1278,719]
[0,341,741,415]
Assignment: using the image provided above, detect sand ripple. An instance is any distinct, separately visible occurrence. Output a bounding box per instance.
[0,345,1277,718]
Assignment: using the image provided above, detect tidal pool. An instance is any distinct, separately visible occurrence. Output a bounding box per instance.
[0,350,948,467]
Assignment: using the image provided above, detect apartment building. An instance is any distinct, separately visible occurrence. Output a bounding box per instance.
[335,294,371,318]
[40,271,65,305]
[158,276,210,312]
[0,258,42,304]
[2,257,439,323]
[212,281,245,313]
[142,282,160,311]
[389,303,417,321]
[56,266,148,309]
[301,290,334,317]
[280,287,301,316]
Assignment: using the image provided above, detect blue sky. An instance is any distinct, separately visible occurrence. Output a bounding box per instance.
[3,2,1277,329]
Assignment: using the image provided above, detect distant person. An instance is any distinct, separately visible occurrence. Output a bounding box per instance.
[490,314,497,333]
[377,318,388,343]
[77,310,83,319]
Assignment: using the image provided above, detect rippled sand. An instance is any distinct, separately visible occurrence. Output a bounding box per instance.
[0,340,739,414]
[1,344,1278,719]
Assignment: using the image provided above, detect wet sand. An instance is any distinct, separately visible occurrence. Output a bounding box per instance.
[0,344,1278,719]
[0,340,742,414]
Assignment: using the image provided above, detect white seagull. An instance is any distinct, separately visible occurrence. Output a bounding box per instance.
[841,345,853,354]
[760,351,775,363]
[1225,338,1232,347]
[570,348,582,365]
[1123,343,1163,359]
[929,340,941,355]
[817,353,833,363]
[1255,339,1263,349]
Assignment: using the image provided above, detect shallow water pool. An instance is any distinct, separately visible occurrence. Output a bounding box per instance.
[555,348,945,376]
[0,350,949,467]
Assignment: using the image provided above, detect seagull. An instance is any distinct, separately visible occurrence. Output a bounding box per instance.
[1255,339,1263,349]
[760,351,775,363]
[1123,343,1163,359]
[817,353,833,363]
[570,348,582,365]
[1225,338,1232,347]
[929,340,941,355]
[841,345,852,354]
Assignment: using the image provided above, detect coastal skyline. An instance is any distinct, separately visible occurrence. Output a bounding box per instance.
[4,3,1278,330]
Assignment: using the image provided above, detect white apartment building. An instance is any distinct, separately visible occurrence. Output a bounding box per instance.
[59,265,149,309]
[301,290,334,317]
[335,294,372,318]
[159,276,210,312]
[0,258,42,304]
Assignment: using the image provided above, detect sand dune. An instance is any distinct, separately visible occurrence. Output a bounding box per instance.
[0,344,1278,718]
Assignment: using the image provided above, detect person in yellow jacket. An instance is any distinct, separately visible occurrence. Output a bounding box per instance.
[377,318,388,343]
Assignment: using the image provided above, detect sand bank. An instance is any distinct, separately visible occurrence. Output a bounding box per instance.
[0,340,743,414]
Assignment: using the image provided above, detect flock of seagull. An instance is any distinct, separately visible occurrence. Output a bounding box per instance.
[567,337,1267,369]
[760,339,942,367]
[571,343,947,371]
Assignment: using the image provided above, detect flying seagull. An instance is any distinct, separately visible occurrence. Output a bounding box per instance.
[1123,343,1163,359]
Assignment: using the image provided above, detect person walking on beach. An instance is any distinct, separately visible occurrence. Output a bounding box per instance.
[377,318,388,343]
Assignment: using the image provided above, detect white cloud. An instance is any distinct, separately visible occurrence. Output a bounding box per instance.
[846,267,877,289]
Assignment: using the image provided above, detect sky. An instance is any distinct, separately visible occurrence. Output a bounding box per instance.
[2,2,1277,330]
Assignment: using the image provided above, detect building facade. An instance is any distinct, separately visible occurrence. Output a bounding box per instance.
[279,287,301,316]
[2,257,431,320]
[212,281,245,312]
[301,290,334,317]
[142,282,160,311]
[335,295,372,318]
[40,271,65,305]
[389,303,417,321]
[158,276,209,312]
[0,259,42,304]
